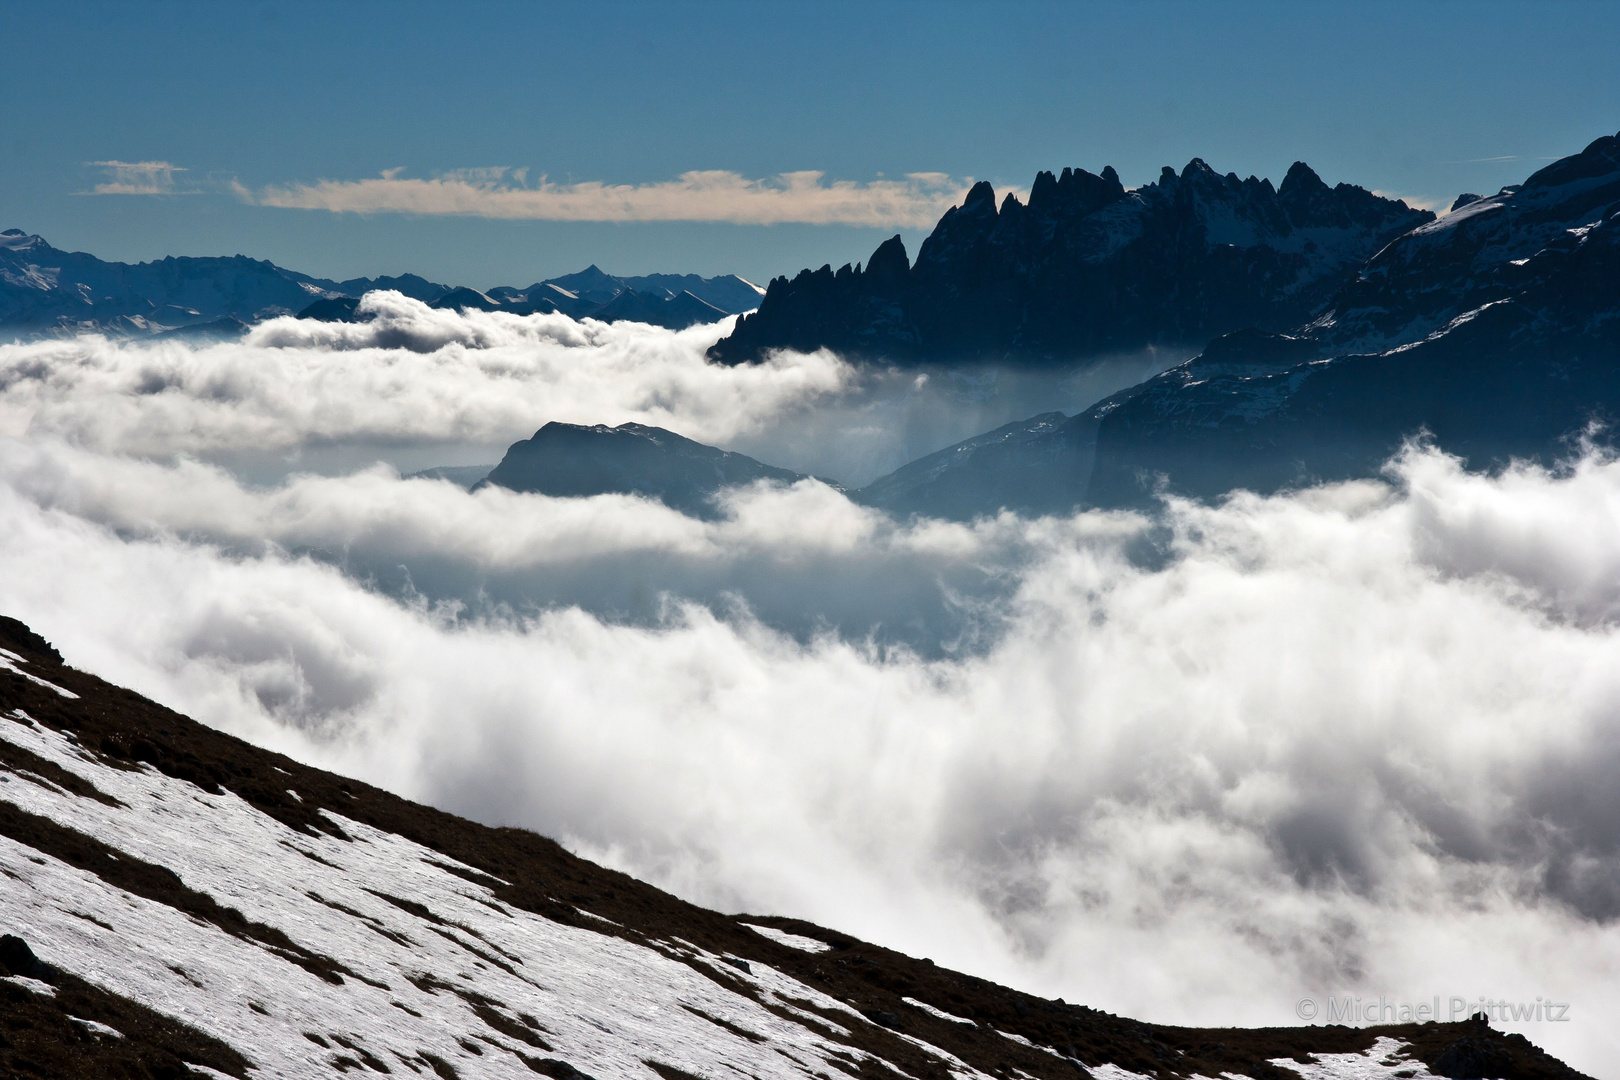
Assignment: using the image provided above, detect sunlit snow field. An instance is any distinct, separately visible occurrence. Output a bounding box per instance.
[3,296,1618,1073]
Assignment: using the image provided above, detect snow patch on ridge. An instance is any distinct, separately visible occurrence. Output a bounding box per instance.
[0,714,994,1080]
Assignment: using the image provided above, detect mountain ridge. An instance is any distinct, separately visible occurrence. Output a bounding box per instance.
[708,159,1432,366]
[0,230,761,337]
[833,128,1620,518]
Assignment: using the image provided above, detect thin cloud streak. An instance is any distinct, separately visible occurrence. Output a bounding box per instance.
[239,168,980,227]
[78,160,192,196]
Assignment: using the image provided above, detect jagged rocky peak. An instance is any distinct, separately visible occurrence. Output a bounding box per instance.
[1076,127,1620,508]
[709,154,1431,366]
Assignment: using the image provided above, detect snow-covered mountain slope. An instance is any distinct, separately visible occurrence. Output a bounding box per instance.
[0,617,1590,1079]
[1083,128,1620,505]
[0,230,367,336]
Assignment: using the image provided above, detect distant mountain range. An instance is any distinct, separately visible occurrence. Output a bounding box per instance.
[0,230,762,337]
[709,160,1432,365]
[467,129,1620,521]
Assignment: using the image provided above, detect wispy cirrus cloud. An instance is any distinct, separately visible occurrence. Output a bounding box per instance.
[79,160,193,196]
[236,167,978,228]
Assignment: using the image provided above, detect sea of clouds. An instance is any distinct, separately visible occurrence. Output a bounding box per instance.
[2,296,1618,1074]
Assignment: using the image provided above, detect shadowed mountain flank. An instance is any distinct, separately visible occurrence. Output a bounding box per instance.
[836,129,1620,519]
[709,160,1431,366]
[476,421,815,518]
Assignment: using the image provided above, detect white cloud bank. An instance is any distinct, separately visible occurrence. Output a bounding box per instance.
[0,293,847,467]
[239,168,976,228]
[4,317,1620,1074]
[0,292,1164,485]
[4,446,1620,1073]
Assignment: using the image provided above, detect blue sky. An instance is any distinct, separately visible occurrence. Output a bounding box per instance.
[3,0,1618,288]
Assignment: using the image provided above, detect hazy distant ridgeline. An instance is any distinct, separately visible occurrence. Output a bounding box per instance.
[0,229,762,337]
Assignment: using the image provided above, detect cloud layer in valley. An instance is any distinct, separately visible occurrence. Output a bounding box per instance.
[238,168,982,228]
[0,292,1162,485]
[3,310,1619,1074]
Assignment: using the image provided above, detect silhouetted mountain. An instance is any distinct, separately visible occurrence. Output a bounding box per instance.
[709,160,1431,366]
[859,129,1620,519]
[475,421,812,517]
[1,616,1586,1079]
[464,267,762,326]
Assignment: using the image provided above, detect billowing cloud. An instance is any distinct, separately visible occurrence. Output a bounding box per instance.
[0,292,1165,485]
[4,443,1620,1072]
[0,293,848,467]
[240,168,979,228]
[79,160,191,196]
[5,314,1620,1074]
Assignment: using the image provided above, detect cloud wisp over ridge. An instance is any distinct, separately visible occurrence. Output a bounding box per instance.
[238,168,977,227]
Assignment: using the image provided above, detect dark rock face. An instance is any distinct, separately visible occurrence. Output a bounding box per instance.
[709,160,1431,366]
[1,934,54,982]
[852,129,1620,519]
[475,422,811,518]
[1433,1033,1517,1078]
[1088,129,1620,505]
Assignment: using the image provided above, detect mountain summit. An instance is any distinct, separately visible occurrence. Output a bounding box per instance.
[708,161,1431,365]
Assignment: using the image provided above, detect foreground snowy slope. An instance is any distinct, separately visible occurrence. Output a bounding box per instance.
[0,617,1587,1079]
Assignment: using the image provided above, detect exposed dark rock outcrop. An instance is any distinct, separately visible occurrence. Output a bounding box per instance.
[845,129,1620,518]
[709,160,1431,366]
[475,421,813,518]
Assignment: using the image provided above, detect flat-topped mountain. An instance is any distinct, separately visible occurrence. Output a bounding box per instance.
[476,421,814,518]
[0,616,1590,1079]
[0,231,760,337]
[708,160,1431,366]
